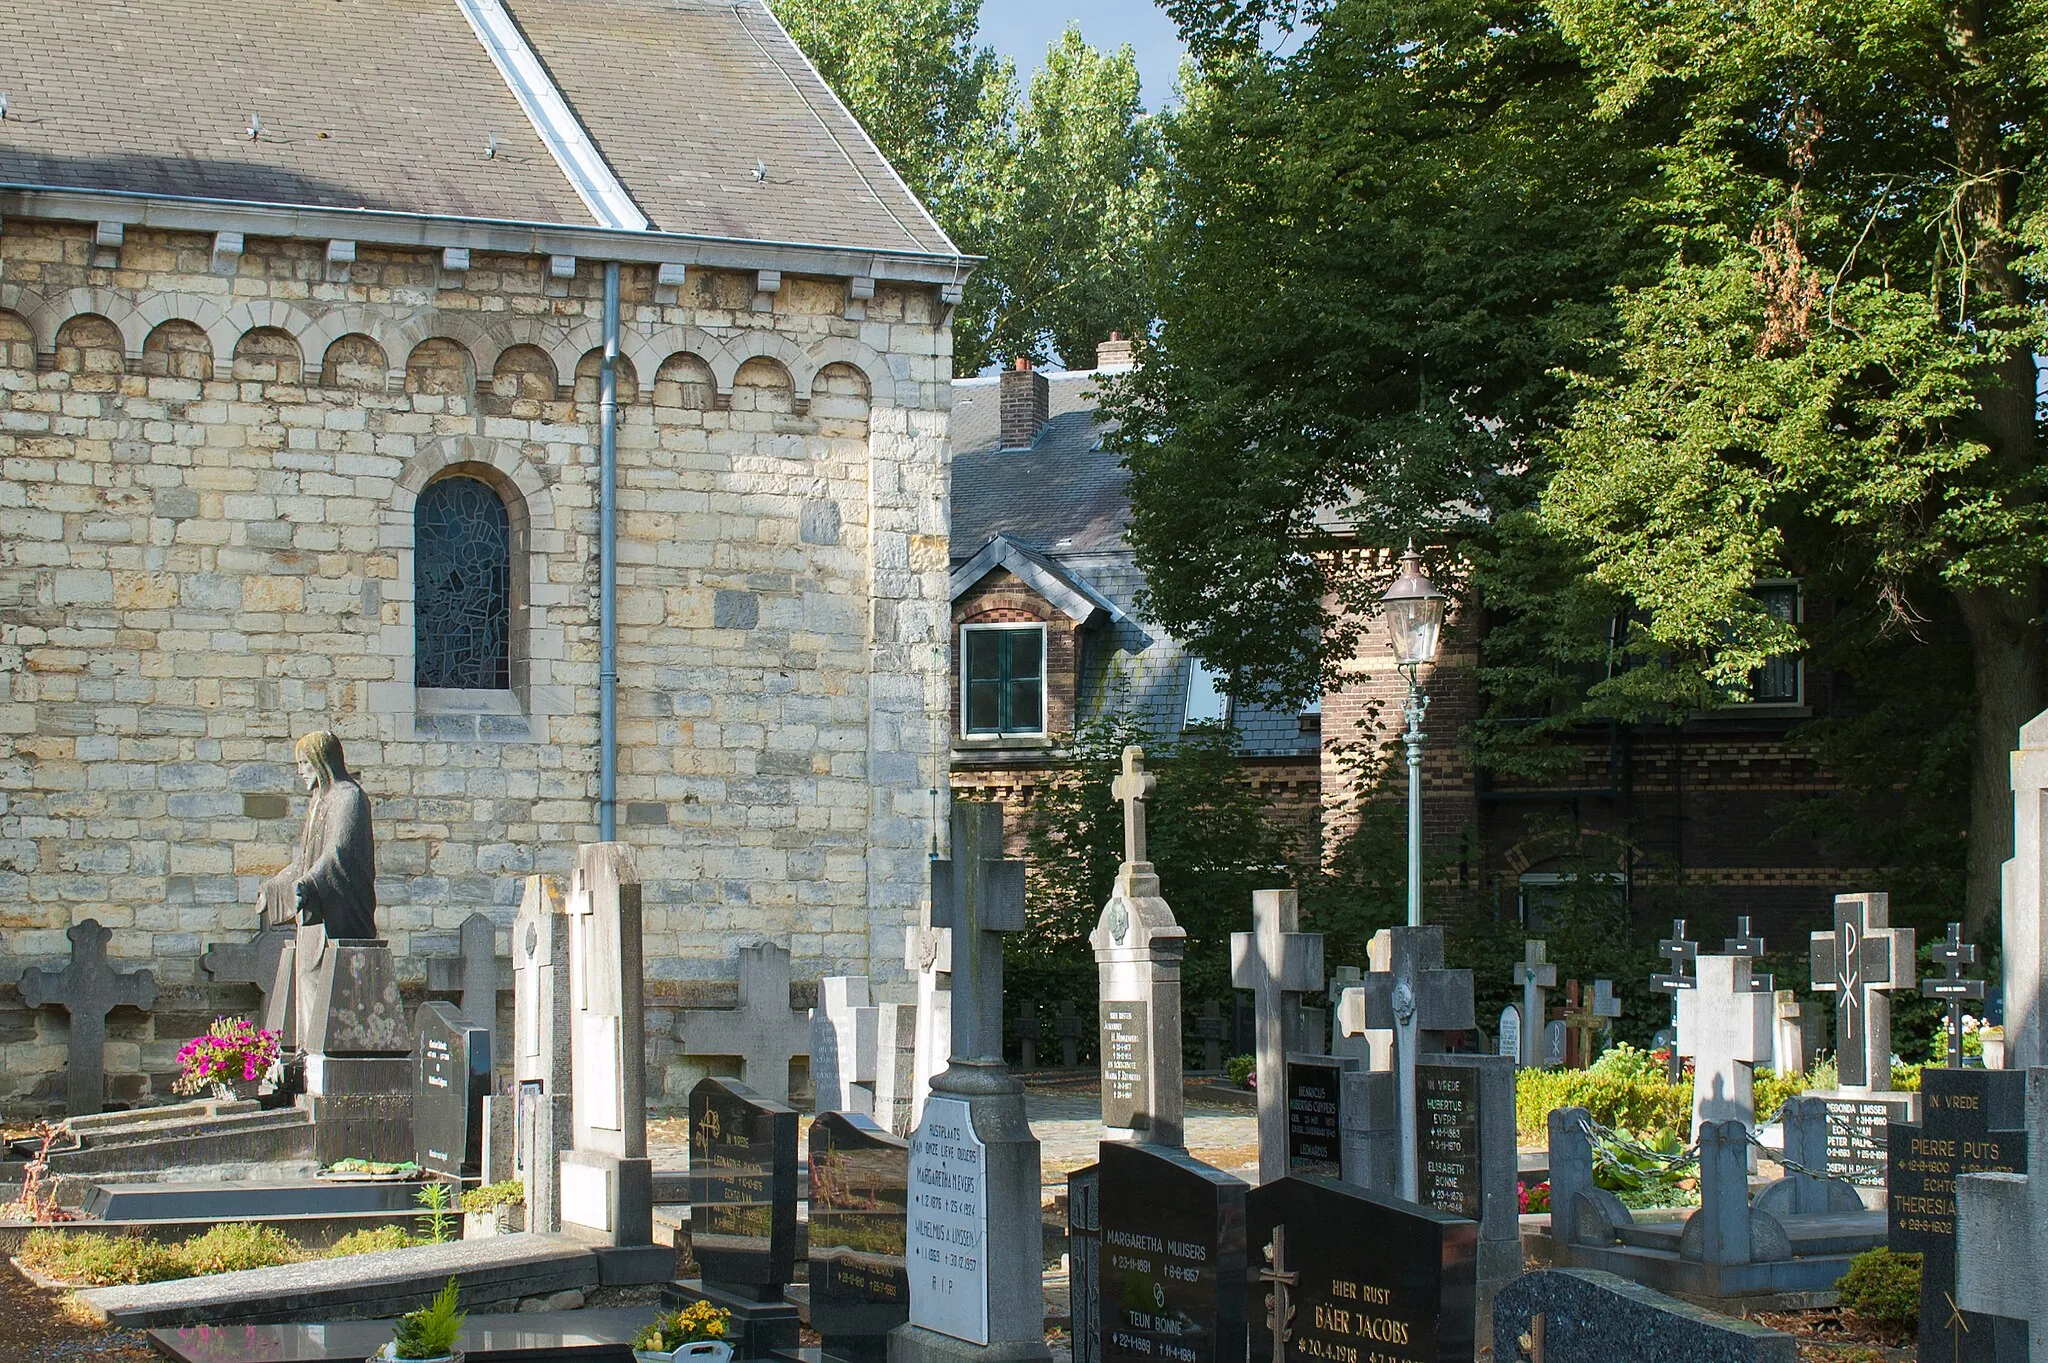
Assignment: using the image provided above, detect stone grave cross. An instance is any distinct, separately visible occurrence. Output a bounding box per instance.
[1674,955,1773,1140]
[811,974,878,1114]
[929,801,1027,1066]
[673,941,813,1105]
[1518,940,1557,1068]
[426,911,505,1033]
[1194,999,1228,1072]
[903,892,952,1125]
[1230,888,1324,1183]
[1810,892,1915,1090]
[1723,917,1773,993]
[1561,982,1601,1069]
[1336,924,1475,1201]
[1650,919,1698,1080]
[200,924,293,1018]
[1009,1001,1040,1069]
[1920,921,1984,1069]
[1112,743,1157,868]
[19,920,157,1116]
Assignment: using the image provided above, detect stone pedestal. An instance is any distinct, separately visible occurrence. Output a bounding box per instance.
[304,1055,414,1163]
[293,938,412,1163]
[1090,860,1184,1146]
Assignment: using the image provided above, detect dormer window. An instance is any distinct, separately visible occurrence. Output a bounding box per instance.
[962,624,1046,736]
[1185,657,1231,728]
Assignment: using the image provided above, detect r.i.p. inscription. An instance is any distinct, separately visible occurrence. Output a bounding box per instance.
[907,1097,990,1345]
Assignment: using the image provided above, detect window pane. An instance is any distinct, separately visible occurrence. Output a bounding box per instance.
[1008,675,1042,731]
[1185,658,1230,726]
[415,475,511,689]
[1754,656,1800,702]
[967,679,1001,733]
[966,631,1003,683]
[1009,630,1043,681]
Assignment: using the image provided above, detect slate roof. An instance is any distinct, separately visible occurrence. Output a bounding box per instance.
[949,370,1320,759]
[0,0,957,256]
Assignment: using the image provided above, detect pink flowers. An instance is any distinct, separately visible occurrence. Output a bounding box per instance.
[172,1017,282,1097]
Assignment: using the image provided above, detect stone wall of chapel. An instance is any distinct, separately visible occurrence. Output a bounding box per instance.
[0,222,953,1113]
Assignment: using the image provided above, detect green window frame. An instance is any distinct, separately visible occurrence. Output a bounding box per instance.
[962,624,1046,736]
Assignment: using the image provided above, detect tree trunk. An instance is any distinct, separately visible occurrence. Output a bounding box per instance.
[1955,582,2044,944]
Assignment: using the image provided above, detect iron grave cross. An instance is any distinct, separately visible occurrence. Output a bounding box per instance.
[930,801,1027,1067]
[1650,919,1698,1080]
[1811,891,1916,1090]
[1231,888,1325,1184]
[19,920,158,1115]
[1723,917,1773,993]
[1113,744,1158,869]
[1920,921,1984,1069]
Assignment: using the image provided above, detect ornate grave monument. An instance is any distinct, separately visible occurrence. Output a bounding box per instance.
[889,802,1049,1363]
[669,1076,802,1356]
[810,1111,911,1363]
[1090,746,1187,1146]
[19,919,157,1116]
[673,941,813,1106]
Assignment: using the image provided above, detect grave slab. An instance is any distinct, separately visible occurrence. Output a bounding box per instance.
[147,1306,654,1363]
[1492,1269,1796,1363]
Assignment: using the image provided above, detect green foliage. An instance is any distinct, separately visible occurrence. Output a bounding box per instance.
[771,2,1161,372]
[328,1226,420,1256]
[19,1225,308,1286]
[1835,1248,1922,1341]
[459,1181,526,1216]
[392,1278,465,1361]
[1224,1054,1256,1086]
[1514,1044,1816,1143]
[1591,1128,1700,1209]
[176,1223,308,1276]
[1015,713,1298,1063]
[414,1182,454,1245]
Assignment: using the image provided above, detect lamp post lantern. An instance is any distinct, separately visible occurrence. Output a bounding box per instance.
[1381,549,1446,928]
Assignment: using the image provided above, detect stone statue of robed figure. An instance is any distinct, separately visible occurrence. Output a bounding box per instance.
[259,730,377,940]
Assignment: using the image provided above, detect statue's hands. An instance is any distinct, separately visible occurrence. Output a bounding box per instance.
[294,878,314,923]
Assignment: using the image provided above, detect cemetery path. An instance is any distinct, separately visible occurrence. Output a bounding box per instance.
[0,1259,152,1363]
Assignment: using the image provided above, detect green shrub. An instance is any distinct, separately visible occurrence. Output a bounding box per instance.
[414,1182,455,1244]
[175,1223,307,1275]
[1835,1248,1921,1340]
[1515,1044,1820,1143]
[19,1230,182,1285]
[459,1180,525,1215]
[328,1226,420,1256]
[392,1277,466,1360]
[1225,1054,1256,1087]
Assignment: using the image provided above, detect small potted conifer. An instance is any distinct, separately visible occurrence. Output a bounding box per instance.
[374,1277,465,1363]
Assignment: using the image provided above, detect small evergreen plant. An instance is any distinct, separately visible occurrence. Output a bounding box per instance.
[391,1277,465,1360]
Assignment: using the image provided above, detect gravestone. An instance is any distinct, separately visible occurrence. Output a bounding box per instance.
[1247,1174,1477,1363]
[414,1001,491,1180]
[1010,1002,1039,1070]
[1493,1270,1798,1363]
[890,802,1050,1363]
[1810,892,1915,1092]
[906,899,953,1125]
[1497,1006,1521,1065]
[1195,1000,1229,1073]
[814,975,880,1116]
[558,842,664,1282]
[1516,942,1556,1070]
[1334,925,1475,1202]
[872,1002,919,1136]
[1889,1065,2029,1362]
[1771,991,1810,1077]
[1543,1021,1567,1069]
[18,919,157,1116]
[200,924,293,1020]
[512,873,574,1234]
[1956,1066,2048,1360]
[1057,1001,1083,1068]
[669,1076,802,1357]
[1068,1165,1102,1363]
[810,1111,911,1363]
[1722,918,1770,993]
[1923,921,1986,1067]
[1098,1140,1248,1363]
[1649,920,1698,1083]
[2003,707,2048,1070]
[1284,1058,1340,1177]
[1092,746,1187,1145]
[1324,966,1374,1064]
[1772,1096,1875,1214]
[1803,1093,1907,1189]
[1674,955,1772,1142]
[1231,890,1324,1184]
[673,940,812,1106]
[294,931,414,1163]
[1415,1053,1519,1352]
[426,910,507,1036]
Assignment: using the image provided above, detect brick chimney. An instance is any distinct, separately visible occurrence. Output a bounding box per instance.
[999,355,1049,449]
[1095,332,1135,372]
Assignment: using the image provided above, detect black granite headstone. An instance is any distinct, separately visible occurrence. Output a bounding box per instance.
[1071,1164,1103,1363]
[1247,1174,1477,1363]
[809,1111,910,1363]
[689,1075,799,1293]
[1416,1064,1481,1221]
[1101,1001,1151,1129]
[1099,1141,1249,1363]
[1888,1066,2028,1362]
[1818,1095,1910,1188]
[413,1001,491,1179]
[1494,1269,1797,1362]
[1285,1060,1342,1178]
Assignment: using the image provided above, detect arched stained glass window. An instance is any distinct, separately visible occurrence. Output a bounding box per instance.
[415,475,511,689]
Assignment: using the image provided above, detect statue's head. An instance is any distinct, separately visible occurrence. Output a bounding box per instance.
[293,731,351,792]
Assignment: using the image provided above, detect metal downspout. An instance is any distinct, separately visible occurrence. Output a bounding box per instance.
[599,263,620,841]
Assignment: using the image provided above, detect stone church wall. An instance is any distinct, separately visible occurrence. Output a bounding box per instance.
[0,221,952,1113]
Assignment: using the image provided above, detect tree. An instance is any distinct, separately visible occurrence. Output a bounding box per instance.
[1104,0,1661,708]
[771,2,1163,373]
[1537,0,2048,939]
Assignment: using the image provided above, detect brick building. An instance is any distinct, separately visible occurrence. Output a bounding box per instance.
[0,0,967,1112]
[946,350,1322,845]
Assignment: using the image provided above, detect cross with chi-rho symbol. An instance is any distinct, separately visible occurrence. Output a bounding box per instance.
[1810,892,1915,1090]
[1920,921,1984,1070]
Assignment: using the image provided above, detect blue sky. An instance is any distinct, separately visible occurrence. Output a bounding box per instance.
[976,2,1188,112]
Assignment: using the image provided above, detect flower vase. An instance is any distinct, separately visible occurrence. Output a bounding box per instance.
[634,1344,734,1363]
[210,1076,263,1103]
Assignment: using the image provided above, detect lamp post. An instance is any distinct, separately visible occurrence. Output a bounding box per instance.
[1381,549,1446,928]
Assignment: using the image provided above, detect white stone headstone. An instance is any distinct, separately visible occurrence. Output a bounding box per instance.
[1497,1005,1522,1063]
[906,1097,990,1343]
[1675,954,1774,1142]
[2003,708,2048,1069]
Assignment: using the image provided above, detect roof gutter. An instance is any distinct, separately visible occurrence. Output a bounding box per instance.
[0,184,979,282]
